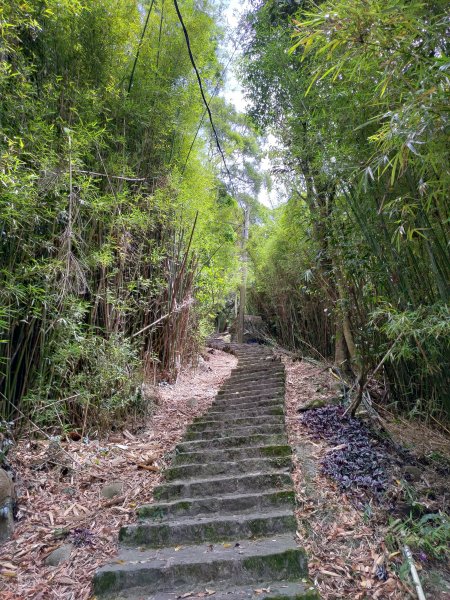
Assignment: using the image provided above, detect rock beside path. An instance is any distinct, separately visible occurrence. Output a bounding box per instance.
[45,543,73,566]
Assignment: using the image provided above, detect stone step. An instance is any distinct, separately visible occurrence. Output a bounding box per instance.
[104,581,319,599]
[137,489,296,521]
[165,455,291,481]
[217,384,284,399]
[207,394,284,416]
[93,535,308,598]
[233,360,281,368]
[204,405,284,420]
[153,471,293,502]
[190,414,284,431]
[216,389,285,402]
[120,509,297,548]
[215,385,284,398]
[173,443,292,465]
[213,392,284,405]
[184,423,285,441]
[222,384,284,395]
[231,365,284,375]
[221,376,285,391]
[225,372,285,385]
[176,433,287,453]
[228,372,283,382]
[92,343,318,600]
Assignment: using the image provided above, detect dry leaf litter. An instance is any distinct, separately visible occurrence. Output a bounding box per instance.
[283,356,449,600]
[0,349,237,600]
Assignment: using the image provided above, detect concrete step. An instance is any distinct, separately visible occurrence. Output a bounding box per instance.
[175,433,287,453]
[211,400,284,415]
[104,581,319,599]
[217,385,284,399]
[221,376,285,391]
[173,443,292,465]
[190,414,284,431]
[204,405,284,420]
[153,471,293,501]
[184,423,285,441]
[165,455,292,481]
[93,535,308,597]
[137,489,296,521]
[120,509,297,548]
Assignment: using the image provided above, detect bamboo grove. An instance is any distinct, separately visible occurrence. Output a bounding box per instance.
[0,0,249,430]
[1,0,449,433]
[242,0,450,419]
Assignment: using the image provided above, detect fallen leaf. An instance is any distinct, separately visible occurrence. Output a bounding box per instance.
[137,464,159,472]
[1,571,17,578]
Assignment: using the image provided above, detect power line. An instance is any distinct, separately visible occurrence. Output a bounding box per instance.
[181,46,238,175]
[173,0,233,185]
[128,1,249,276]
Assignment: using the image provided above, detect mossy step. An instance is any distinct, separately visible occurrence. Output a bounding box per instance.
[217,385,284,399]
[93,535,308,597]
[216,380,285,398]
[222,373,285,385]
[215,392,285,403]
[153,471,292,501]
[176,433,287,453]
[120,509,297,548]
[205,405,284,419]
[221,376,285,391]
[231,365,284,375]
[137,489,296,521]
[224,373,285,386]
[184,423,285,441]
[218,386,285,398]
[165,455,291,481]
[173,443,292,465]
[213,399,284,412]
[190,414,284,430]
[210,390,284,410]
[204,405,284,421]
[104,581,319,599]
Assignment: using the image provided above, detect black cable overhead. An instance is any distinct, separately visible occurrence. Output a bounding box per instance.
[128,0,156,93]
[127,0,247,273]
[172,0,233,185]
[181,46,238,175]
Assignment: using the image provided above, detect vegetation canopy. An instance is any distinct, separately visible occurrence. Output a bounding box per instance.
[0,0,449,430]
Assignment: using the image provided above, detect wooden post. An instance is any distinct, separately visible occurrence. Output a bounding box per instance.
[237,206,250,343]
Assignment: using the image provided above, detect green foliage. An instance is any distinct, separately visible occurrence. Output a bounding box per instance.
[388,513,450,562]
[24,332,143,432]
[241,0,450,416]
[0,0,243,430]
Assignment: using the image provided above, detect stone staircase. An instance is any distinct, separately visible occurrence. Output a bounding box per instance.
[93,343,319,599]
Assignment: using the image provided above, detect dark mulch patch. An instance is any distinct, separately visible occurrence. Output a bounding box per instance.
[300,405,395,504]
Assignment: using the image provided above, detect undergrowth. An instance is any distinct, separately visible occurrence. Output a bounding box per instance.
[387,512,450,565]
[22,333,144,434]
